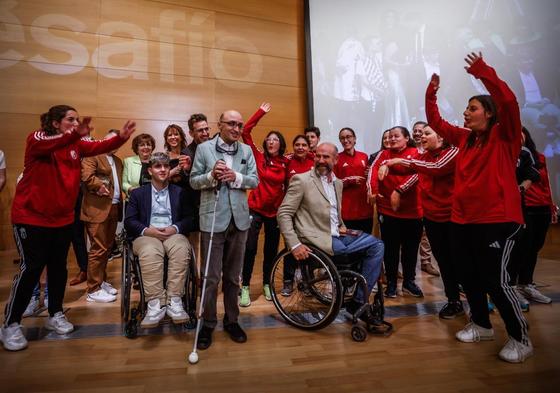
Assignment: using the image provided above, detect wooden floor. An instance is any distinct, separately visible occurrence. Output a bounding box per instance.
[1,236,559,393]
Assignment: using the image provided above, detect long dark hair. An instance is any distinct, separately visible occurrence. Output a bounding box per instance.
[262,130,286,160]
[40,105,76,136]
[522,126,542,169]
[163,124,187,151]
[465,95,497,148]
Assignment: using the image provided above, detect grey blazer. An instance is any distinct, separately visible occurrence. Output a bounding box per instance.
[190,136,258,232]
[277,170,344,255]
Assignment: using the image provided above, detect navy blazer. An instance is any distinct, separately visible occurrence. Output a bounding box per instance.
[124,183,196,240]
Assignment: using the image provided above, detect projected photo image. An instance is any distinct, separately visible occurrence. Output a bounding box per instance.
[308,0,560,199]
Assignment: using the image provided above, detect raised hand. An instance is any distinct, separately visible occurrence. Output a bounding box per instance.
[120,120,137,139]
[427,73,440,95]
[76,116,93,136]
[260,102,272,113]
[464,52,483,71]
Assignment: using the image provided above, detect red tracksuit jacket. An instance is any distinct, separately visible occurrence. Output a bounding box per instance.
[242,108,288,218]
[334,150,372,220]
[12,130,128,227]
[524,153,555,213]
[369,146,422,219]
[426,59,523,224]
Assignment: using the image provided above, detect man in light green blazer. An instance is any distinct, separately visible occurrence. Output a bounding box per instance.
[190,109,258,350]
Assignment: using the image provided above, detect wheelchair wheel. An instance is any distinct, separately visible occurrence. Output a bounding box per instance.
[121,242,132,322]
[351,324,367,342]
[184,250,198,330]
[270,248,343,330]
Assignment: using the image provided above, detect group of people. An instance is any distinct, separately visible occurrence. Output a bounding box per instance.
[0,53,556,365]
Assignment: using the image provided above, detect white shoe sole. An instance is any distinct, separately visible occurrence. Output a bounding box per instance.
[44,324,74,335]
[87,296,116,303]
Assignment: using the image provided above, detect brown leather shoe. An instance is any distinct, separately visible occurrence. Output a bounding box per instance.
[69,271,87,286]
[421,262,440,277]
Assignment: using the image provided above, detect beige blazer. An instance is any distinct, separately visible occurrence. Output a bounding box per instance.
[277,169,345,255]
[81,154,123,223]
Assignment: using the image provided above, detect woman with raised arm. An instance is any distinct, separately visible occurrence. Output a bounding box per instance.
[239,103,288,306]
[381,125,463,319]
[426,52,531,363]
[1,105,135,352]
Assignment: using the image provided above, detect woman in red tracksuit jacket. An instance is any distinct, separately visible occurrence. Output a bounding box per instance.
[240,103,288,306]
[334,127,373,233]
[426,52,531,363]
[286,134,314,182]
[382,125,464,319]
[370,126,423,299]
[509,127,558,304]
[2,105,135,352]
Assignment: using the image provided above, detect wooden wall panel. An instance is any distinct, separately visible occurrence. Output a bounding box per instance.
[0,0,307,251]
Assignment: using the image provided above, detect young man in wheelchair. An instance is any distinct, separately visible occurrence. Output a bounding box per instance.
[277,143,384,324]
[124,152,196,328]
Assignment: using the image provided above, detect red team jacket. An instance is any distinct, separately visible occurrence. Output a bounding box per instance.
[369,146,422,219]
[407,146,459,222]
[524,153,556,214]
[242,108,288,218]
[334,150,372,220]
[12,130,128,227]
[426,59,524,225]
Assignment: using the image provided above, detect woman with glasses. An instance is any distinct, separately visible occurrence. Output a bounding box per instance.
[334,127,373,234]
[163,124,190,189]
[239,102,288,307]
[122,133,156,198]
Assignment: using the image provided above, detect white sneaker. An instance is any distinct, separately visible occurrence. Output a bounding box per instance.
[166,297,188,324]
[23,296,40,318]
[141,299,166,328]
[45,312,74,335]
[499,337,534,363]
[101,281,118,295]
[514,286,530,311]
[456,322,494,343]
[87,288,117,303]
[0,323,28,351]
[519,284,552,304]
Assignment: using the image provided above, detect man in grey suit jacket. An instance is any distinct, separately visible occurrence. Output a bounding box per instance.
[190,109,258,350]
[278,143,384,321]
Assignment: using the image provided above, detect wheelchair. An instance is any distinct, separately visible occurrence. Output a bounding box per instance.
[120,232,199,339]
[269,245,393,341]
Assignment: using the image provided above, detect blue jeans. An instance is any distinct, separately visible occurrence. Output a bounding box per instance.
[332,233,384,303]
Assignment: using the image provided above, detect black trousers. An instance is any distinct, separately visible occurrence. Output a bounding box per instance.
[423,219,461,302]
[508,206,551,285]
[379,214,423,283]
[72,190,88,272]
[5,224,72,325]
[344,218,374,234]
[452,222,529,344]
[242,210,280,286]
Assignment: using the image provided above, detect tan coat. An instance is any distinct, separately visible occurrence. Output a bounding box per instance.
[277,169,345,255]
[81,154,123,223]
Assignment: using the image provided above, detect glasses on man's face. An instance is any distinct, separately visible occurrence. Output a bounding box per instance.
[194,127,210,133]
[221,120,244,130]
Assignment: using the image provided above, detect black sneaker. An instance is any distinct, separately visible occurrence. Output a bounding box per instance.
[402,280,424,297]
[438,301,465,319]
[197,326,214,350]
[281,280,293,297]
[223,322,247,343]
[384,282,397,298]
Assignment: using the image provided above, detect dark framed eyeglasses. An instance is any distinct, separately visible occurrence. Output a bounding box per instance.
[220,120,244,130]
